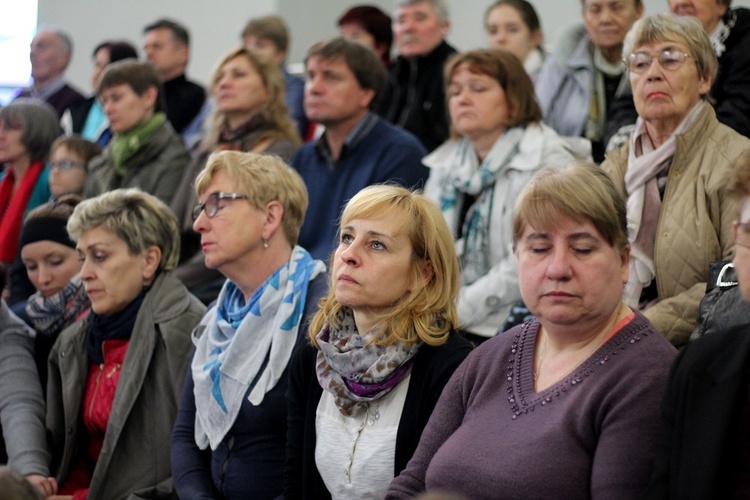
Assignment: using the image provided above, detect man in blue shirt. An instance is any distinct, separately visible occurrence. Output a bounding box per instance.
[291,38,428,261]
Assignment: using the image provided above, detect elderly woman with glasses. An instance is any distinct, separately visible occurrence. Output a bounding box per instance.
[601,13,750,347]
[171,151,327,500]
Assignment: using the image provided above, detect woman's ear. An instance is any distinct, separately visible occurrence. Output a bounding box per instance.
[262,201,285,241]
[142,86,159,111]
[142,245,162,285]
[620,244,631,285]
[421,261,435,286]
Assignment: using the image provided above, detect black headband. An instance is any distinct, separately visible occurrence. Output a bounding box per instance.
[19,216,75,250]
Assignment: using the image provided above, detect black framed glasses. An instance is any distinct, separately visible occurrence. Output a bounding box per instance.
[735,221,750,249]
[192,192,248,221]
[623,50,694,74]
[49,160,87,170]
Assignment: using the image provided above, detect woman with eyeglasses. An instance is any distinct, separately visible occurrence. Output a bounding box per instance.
[171,151,327,500]
[171,46,301,304]
[601,13,750,347]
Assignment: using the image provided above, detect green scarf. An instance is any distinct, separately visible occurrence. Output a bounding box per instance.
[110,112,167,176]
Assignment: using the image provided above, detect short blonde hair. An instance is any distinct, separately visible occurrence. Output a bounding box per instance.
[308,185,460,347]
[202,47,300,150]
[195,151,308,246]
[513,162,628,252]
[624,14,718,90]
[67,188,180,271]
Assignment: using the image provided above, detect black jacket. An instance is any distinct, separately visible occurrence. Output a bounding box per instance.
[283,330,472,499]
[711,7,750,138]
[378,40,456,152]
[647,324,750,499]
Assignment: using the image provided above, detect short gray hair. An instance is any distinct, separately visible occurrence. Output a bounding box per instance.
[394,0,450,23]
[36,25,73,56]
[0,99,60,163]
[624,13,718,86]
[67,188,180,272]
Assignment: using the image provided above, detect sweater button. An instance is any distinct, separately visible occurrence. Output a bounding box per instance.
[67,428,73,435]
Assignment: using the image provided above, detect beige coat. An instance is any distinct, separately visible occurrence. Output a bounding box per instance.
[602,105,749,346]
[46,272,205,499]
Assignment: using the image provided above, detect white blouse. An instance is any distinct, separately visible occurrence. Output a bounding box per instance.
[315,374,411,499]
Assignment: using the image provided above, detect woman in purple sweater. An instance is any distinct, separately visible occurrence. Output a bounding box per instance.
[387,162,677,499]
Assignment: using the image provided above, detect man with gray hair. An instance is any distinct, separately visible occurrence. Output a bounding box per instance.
[14,27,84,119]
[378,0,455,152]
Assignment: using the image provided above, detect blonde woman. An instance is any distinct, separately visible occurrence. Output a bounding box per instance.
[284,185,472,499]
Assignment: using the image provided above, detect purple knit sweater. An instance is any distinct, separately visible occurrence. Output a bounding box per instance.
[386,311,676,500]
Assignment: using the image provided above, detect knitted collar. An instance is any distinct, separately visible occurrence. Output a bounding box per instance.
[110,112,166,175]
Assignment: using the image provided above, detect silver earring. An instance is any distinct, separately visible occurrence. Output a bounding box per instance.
[263,238,269,249]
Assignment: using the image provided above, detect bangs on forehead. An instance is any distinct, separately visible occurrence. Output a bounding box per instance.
[635,29,687,51]
[520,194,589,235]
[340,193,414,237]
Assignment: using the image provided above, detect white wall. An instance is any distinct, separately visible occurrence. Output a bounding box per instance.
[38,0,750,94]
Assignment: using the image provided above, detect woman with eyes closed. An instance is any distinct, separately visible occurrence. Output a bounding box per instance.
[387,162,677,500]
[601,13,750,347]
[171,46,300,304]
[171,151,326,500]
[45,188,205,500]
[83,60,191,205]
[19,196,89,395]
[485,0,545,81]
[284,185,472,500]
[423,48,586,341]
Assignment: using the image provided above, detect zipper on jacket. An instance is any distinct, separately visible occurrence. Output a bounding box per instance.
[88,363,105,424]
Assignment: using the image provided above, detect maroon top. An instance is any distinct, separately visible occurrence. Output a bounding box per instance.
[387,311,676,500]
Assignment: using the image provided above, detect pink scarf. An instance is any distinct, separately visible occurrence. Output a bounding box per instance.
[623,101,705,307]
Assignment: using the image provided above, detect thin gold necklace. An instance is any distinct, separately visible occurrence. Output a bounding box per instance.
[533,304,626,383]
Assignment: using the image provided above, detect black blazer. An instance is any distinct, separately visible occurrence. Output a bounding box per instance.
[283,330,472,499]
[647,325,750,499]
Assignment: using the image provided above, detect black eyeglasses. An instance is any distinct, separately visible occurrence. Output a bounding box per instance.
[49,160,87,170]
[623,50,694,74]
[192,192,248,221]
